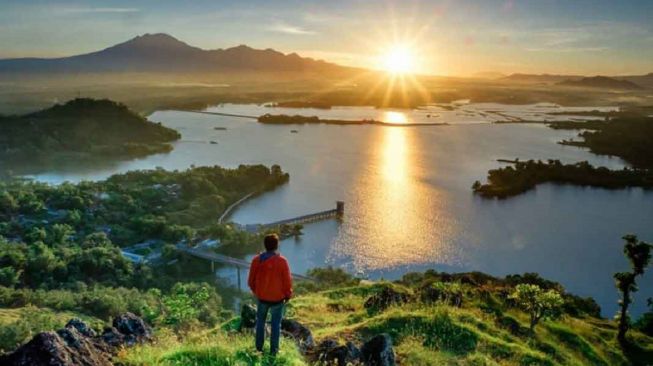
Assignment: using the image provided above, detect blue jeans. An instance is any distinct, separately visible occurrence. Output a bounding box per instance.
[255,300,285,355]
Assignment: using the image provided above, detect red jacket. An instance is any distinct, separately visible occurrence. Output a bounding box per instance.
[248,252,293,302]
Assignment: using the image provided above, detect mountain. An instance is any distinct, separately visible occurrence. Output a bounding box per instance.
[557,76,643,90]
[0,33,348,74]
[502,73,584,84]
[472,71,506,79]
[616,73,653,88]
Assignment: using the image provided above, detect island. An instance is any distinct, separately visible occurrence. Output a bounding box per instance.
[267,101,333,109]
[473,159,653,198]
[258,113,447,126]
[553,115,653,169]
[0,98,181,169]
[477,113,653,198]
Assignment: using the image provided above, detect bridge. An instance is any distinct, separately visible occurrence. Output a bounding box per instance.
[240,201,345,232]
[175,201,344,290]
[175,243,314,289]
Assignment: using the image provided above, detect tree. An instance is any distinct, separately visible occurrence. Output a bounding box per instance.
[0,191,18,217]
[510,284,563,332]
[634,298,653,337]
[614,234,652,343]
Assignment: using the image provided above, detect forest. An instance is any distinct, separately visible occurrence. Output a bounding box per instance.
[0,165,289,350]
[0,99,180,173]
[473,160,653,198]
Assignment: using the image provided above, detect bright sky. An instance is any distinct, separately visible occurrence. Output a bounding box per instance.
[1,0,652,76]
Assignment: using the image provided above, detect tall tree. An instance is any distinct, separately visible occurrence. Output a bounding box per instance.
[614,234,652,343]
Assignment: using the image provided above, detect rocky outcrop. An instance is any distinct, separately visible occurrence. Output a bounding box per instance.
[240,303,257,330]
[312,334,394,366]
[316,338,362,365]
[361,334,395,366]
[281,319,315,353]
[0,313,151,366]
[364,286,411,312]
[238,303,395,365]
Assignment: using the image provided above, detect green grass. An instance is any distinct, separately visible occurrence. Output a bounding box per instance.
[121,330,306,366]
[120,281,653,366]
[0,306,104,353]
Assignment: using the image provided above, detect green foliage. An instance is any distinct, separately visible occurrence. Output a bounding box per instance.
[559,115,653,169]
[0,306,102,353]
[121,331,305,366]
[0,98,181,166]
[509,284,563,331]
[634,298,653,337]
[295,266,361,293]
[614,234,652,342]
[155,283,221,333]
[474,159,653,198]
[0,165,289,291]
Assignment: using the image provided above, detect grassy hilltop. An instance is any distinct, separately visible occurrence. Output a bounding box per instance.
[121,270,653,366]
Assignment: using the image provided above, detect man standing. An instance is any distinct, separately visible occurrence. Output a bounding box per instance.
[247,233,293,356]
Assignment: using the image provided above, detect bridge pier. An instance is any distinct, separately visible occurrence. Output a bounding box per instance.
[237,266,242,291]
[337,201,345,216]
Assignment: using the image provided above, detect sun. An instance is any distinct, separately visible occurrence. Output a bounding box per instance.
[381,45,415,74]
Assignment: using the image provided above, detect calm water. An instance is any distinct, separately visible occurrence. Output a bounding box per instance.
[29,103,652,316]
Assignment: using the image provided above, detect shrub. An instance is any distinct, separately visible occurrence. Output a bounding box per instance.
[510,284,563,331]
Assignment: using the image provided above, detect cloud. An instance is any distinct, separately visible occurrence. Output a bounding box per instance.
[269,23,316,35]
[58,7,140,14]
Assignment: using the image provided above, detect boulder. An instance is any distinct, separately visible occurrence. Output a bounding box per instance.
[65,318,97,338]
[112,312,152,346]
[0,314,151,366]
[360,334,395,366]
[240,303,257,329]
[364,286,410,312]
[316,338,361,365]
[100,327,125,348]
[281,319,314,353]
[419,283,463,307]
[0,330,113,366]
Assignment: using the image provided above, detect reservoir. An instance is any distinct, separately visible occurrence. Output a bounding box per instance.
[27,103,653,316]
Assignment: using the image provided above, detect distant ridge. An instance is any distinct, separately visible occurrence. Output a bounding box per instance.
[472,71,506,80]
[502,73,583,84]
[557,76,643,90]
[0,33,350,74]
[503,72,653,88]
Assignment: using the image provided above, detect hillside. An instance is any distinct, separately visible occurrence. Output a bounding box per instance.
[0,33,351,75]
[557,76,643,90]
[120,270,653,365]
[0,98,180,163]
[617,73,653,88]
[502,74,584,84]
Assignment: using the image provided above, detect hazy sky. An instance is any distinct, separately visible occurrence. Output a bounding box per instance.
[1,0,652,76]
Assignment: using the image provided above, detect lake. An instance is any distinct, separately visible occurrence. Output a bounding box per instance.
[28,103,652,316]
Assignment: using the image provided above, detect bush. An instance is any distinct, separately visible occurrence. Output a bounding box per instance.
[510,284,563,331]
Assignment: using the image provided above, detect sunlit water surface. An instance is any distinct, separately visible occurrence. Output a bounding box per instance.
[28,103,652,315]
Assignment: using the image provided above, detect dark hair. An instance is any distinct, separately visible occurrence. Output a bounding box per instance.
[264,233,279,251]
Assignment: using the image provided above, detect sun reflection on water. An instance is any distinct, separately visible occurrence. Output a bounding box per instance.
[381,111,409,124]
[333,126,462,273]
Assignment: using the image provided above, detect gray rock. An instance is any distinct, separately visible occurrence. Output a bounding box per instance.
[316,338,361,365]
[240,303,257,329]
[281,319,315,353]
[112,312,152,346]
[364,287,410,312]
[0,313,151,366]
[361,334,395,366]
[0,330,113,366]
[65,318,96,338]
